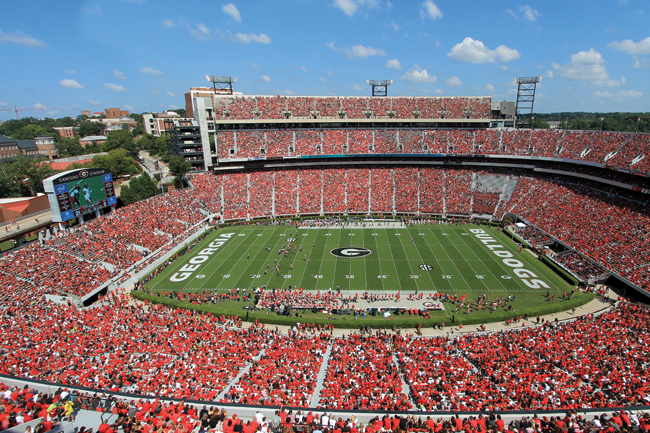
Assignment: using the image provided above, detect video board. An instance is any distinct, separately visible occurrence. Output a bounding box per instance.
[44,169,117,222]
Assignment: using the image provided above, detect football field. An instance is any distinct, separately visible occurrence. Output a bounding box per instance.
[145,223,571,297]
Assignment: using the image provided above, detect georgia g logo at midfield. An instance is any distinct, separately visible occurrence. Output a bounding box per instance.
[330,247,372,258]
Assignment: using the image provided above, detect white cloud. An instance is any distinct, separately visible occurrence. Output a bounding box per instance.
[0,102,7,106]
[633,57,650,69]
[553,48,625,87]
[64,69,77,74]
[34,103,48,109]
[235,33,271,44]
[446,76,462,86]
[169,104,179,109]
[113,70,127,80]
[190,23,212,41]
[162,19,176,28]
[421,1,442,19]
[435,39,441,48]
[124,104,135,110]
[594,90,642,99]
[352,84,364,91]
[327,41,386,59]
[500,65,509,70]
[59,79,84,90]
[103,83,127,92]
[319,77,327,82]
[386,59,401,69]
[334,0,358,16]
[607,37,650,55]
[401,67,437,83]
[141,67,163,76]
[485,83,495,92]
[494,45,521,62]
[83,5,102,14]
[447,37,520,63]
[327,70,334,75]
[285,90,295,95]
[261,75,272,82]
[389,22,399,31]
[332,0,381,16]
[166,91,176,96]
[545,70,554,78]
[520,5,540,22]
[222,3,242,22]
[0,30,46,48]
[88,100,100,105]
[618,90,643,97]
[300,66,308,72]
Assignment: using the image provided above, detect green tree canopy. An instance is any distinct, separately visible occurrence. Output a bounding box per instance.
[92,148,138,178]
[77,121,104,137]
[103,129,138,158]
[168,156,192,187]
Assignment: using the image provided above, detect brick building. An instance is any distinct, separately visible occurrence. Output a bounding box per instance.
[52,126,79,139]
[0,135,19,160]
[105,107,129,119]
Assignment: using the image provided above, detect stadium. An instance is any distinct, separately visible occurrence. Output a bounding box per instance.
[1,78,650,432]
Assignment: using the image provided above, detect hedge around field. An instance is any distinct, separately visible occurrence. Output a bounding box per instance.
[131,290,595,329]
[539,255,580,286]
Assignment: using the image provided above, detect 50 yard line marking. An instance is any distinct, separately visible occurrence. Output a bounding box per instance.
[330,228,343,291]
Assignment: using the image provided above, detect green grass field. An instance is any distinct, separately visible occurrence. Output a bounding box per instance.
[139,223,593,328]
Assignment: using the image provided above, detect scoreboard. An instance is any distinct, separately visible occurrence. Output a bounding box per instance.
[44,169,117,223]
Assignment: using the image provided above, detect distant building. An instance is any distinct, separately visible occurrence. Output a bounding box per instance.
[105,107,129,119]
[34,135,59,160]
[81,110,91,118]
[143,111,192,137]
[0,135,19,160]
[17,140,39,157]
[92,112,103,117]
[53,126,79,139]
[0,135,58,160]
[79,135,107,148]
[101,116,136,126]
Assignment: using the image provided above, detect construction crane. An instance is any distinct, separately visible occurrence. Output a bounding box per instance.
[1,105,64,119]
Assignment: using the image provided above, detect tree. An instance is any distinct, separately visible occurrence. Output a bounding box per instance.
[0,162,21,198]
[11,155,55,196]
[168,156,192,187]
[78,121,104,137]
[93,148,138,178]
[130,173,159,199]
[137,134,156,151]
[57,137,85,157]
[103,129,138,158]
[119,184,141,206]
[10,124,51,140]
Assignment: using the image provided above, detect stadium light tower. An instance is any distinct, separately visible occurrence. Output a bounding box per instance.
[206,75,237,94]
[367,80,393,97]
[514,76,541,122]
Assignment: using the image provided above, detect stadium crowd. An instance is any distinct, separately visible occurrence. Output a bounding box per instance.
[213,128,650,175]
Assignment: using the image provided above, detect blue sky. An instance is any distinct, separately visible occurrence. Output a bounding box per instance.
[1,0,649,120]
